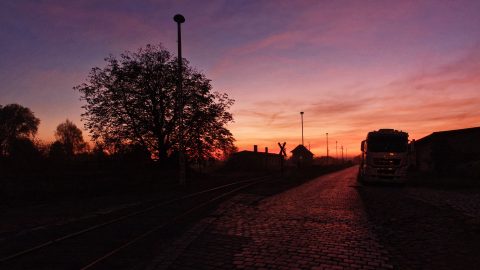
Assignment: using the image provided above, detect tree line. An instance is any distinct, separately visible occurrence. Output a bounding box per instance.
[0,104,87,162]
[1,44,237,168]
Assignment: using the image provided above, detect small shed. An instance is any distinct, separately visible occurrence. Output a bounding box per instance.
[290,144,314,166]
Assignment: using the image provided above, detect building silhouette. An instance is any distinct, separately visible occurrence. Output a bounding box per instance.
[290,144,314,167]
[415,126,480,176]
[225,145,281,171]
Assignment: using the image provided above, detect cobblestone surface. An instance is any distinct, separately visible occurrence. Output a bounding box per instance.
[152,167,393,269]
[405,188,480,218]
[358,182,480,269]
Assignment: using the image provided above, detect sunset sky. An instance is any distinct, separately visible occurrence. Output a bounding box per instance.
[1,0,480,157]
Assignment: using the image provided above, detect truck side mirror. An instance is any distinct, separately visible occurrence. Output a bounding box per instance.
[361,141,365,152]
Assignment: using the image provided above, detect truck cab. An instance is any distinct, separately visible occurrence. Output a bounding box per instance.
[359,129,410,183]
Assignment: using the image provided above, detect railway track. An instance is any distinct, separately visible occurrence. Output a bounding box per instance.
[0,175,275,269]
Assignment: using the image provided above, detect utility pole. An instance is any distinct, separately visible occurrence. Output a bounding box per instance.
[341,145,344,163]
[326,133,329,165]
[174,14,186,185]
[335,141,338,162]
[300,112,304,146]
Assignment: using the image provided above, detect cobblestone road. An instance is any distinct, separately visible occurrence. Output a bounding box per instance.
[358,181,480,270]
[150,167,394,270]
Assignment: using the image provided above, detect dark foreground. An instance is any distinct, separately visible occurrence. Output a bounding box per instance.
[0,165,346,270]
[2,166,480,269]
[152,166,480,270]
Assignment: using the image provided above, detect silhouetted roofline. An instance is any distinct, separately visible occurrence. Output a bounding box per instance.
[232,150,281,157]
[290,144,314,155]
[416,126,480,144]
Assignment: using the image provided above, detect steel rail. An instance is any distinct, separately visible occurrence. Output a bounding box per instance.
[80,176,274,270]
[0,174,271,264]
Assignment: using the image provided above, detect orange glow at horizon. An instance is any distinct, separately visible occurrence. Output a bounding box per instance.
[2,1,480,157]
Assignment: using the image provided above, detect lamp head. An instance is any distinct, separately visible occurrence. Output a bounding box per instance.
[173,14,185,23]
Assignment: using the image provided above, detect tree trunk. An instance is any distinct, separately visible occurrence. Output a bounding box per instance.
[157,141,169,163]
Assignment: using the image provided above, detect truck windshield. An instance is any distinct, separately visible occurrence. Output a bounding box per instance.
[367,135,407,153]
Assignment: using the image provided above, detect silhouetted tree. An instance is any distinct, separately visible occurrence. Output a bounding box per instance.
[222,144,239,160]
[54,119,86,157]
[92,142,106,158]
[116,143,151,163]
[48,141,67,161]
[0,104,40,156]
[9,137,42,166]
[75,44,235,163]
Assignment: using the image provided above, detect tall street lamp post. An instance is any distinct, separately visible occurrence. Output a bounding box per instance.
[300,112,304,146]
[174,14,186,185]
[326,133,329,164]
[336,141,338,162]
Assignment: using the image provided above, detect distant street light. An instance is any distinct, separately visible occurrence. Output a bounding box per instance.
[336,141,338,161]
[300,112,304,146]
[174,14,186,185]
[326,133,329,164]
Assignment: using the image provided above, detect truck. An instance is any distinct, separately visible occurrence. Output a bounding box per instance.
[358,129,411,183]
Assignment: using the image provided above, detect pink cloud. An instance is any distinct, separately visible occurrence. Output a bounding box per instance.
[17,1,169,50]
[232,46,480,156]
[211,1,423,73]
